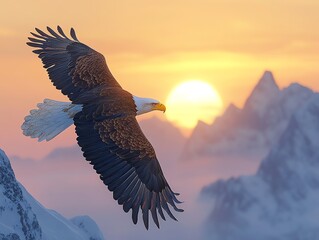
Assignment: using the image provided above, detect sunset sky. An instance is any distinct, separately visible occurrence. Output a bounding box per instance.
[1,0,319,159]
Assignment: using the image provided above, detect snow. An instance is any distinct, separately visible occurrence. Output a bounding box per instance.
[201,94,319,240]
[243,70,280,117]
[71,216,105,240]
[0,149,41,240]
[0,149,104,240]
[184,71,314,159]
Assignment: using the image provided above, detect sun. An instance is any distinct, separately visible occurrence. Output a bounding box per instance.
[165,80,223,129]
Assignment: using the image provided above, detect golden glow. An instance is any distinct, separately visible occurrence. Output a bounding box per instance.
[1,1,319,159]
[165,80,223,129]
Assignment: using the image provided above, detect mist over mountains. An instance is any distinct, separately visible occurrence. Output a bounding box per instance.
[184,71,314,158]
[41,116,186,165]
[3,71,319,240]
[9,117,188,240]
[201,93,319,240]
[0,149,104,240]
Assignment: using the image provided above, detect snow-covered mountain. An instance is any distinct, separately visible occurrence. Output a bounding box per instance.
[0,148,104,240]
[201,94,319,240]
[9,116,185,239]
[184,71,314,159]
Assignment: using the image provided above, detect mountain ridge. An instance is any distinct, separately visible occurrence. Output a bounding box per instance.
[184,71,314,159]
[0,148,104,240]
[201,93,319,240]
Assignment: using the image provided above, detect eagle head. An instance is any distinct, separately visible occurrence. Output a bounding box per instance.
[133,96,166,115]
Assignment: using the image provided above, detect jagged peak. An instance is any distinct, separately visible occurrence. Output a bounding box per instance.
[251,70,280,96]
[282,82,313,95]
[243,71,281,115]
[0,148,42,239]
[0,148,15,180]
[193,120,210,131]
[210,103,241,126]
[188,120,211,140]
[0,148,7,160]
[258,71,278,88]
[258,94,319,178]
[200,95,319,239]
[0,147,105,239]
[224,103,240,116]
[0,148,14,174]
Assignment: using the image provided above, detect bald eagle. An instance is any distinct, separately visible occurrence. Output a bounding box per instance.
[22,26,183,229]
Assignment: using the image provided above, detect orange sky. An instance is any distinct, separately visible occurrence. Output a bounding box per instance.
[1,0,319,158]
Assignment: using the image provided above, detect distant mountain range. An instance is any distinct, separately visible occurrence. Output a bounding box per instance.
[0,149,104,240]
[184,71,314,159]
[6,70,318,240]
[201,93,319,240]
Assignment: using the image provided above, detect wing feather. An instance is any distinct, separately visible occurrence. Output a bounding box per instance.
[28,27,183,229]
[73,105,183,229]
[70,28,79,41]
[27,26,121,101]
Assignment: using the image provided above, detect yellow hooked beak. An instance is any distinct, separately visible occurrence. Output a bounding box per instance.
[153,103,166,113]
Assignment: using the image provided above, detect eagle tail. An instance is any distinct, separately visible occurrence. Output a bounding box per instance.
[22,99,82,142]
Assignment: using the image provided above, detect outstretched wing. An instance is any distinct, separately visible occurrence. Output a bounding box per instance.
[73,96,183,229]
[27,26,121,101]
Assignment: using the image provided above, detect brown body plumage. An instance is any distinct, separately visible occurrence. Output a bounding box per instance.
[25,26,183,229]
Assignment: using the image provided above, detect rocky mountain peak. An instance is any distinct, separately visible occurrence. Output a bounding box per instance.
[0,149,42,240]
[183,71,314,159]
[258,94,319,190]
[223,103,240,117]
[244,71,280,116]
[0,148,104,240]
[201,94,319,239]
[257,71,278,88]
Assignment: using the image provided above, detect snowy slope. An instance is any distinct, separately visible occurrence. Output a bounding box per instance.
[0,149,104,240]
[0,149,41,240]
[201,94,319,240]
[184,71,314,158]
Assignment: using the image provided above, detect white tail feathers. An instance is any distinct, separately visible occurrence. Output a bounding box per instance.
[22,99,82,142]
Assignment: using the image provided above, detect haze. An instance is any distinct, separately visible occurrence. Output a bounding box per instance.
[1,1,319,239]
[1,0,319,158]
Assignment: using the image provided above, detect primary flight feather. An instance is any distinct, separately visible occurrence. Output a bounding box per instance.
[22,26,183,229]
